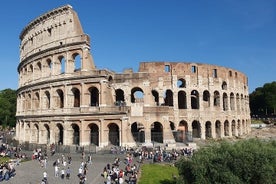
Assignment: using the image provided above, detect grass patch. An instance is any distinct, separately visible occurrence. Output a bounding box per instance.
[138,163,178,184]
[0,157,10,164]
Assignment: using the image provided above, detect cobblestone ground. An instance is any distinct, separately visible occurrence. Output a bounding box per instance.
[4,151,139,184]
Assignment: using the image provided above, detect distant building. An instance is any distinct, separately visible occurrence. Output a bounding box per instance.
[15,5,251,148]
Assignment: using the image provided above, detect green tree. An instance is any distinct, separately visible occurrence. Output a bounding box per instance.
[250,81,276,116]
[175,139,276,184]
[0,88,17,127]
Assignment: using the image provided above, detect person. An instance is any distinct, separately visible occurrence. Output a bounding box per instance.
[43,171,47,181]
[60,168,65,179]
[66,167,71,179]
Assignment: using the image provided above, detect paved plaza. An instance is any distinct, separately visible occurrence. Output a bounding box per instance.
[3,150,138,184]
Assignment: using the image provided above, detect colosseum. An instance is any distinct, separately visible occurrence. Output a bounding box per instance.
[15,5,251,149]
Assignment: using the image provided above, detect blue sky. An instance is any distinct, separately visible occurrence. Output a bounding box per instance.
[0,0,275,93]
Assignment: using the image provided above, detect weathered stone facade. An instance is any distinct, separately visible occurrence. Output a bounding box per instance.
[15,5,251,148]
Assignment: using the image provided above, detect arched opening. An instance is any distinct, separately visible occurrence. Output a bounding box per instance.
[223,93,228,111]
[192,120,201,138]
[115,89,125,106]
[178,91,187,109]
[56,89,64,108]
[215,120,221,138]
[191,90,199,109]
[45,91,50,109]
[175,120,188,142]
[164,89,173,106]
[237,120,241,136]
[151,90,159,106]
[214,91,220,107]
[58,56,66,74]
[73,53,81,71]
[131,122,145,143]
[131,87,144,103]
[72,88,80,107]
[236,93,240,111]
[224,120,230,136]
[232,120,236,136]
[230,93,235,110]
[89,87,99,106]
[222,81,227,90]
[203,90,210,108]
[34,124,39,143]
[177,78,186,88]
[44,124,50,144]
[34,92,40,109]
[151,122,163,143]
[89,123,99,146]
[72,124,80,145]
[56,123,64,145]
[205,121,212,138]
[108,123,120,146]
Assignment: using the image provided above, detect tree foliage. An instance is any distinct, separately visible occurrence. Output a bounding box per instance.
[0,88,17,127]
[175,139,276,184]
[250,81,276,116]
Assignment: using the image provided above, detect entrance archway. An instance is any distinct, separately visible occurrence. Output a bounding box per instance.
[56,123,64,145]
[205,121,212,138]
[151,122,163,143]
[72,124,80,145]
[192,120,201,138]
[131,122,145,143]
[108,123,120,146]
[89,123,99,146]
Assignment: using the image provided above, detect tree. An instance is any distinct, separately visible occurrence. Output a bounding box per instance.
[0,88,17,127]
[175,139,276,184]
[250,81,276,116]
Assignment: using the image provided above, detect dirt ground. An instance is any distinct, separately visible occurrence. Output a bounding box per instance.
[247,125,276,140]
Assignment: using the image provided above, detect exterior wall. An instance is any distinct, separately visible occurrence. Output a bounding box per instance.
[16,5,251,148]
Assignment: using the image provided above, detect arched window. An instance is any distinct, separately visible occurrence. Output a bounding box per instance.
[131,87,144,103]
[89,87,99,106]
[72,88,80,107]
[178,91,187,109]
[177,78,186,88]
[164,89,173,106]
[191,90,199,109]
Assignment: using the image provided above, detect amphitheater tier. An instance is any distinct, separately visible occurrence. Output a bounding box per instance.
[16,5,251,148]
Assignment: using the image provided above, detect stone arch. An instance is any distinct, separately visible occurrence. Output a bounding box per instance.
[231,120,236,136]
[34,92,40,109]
[177,78,186,88]
[108,123,120,146]
[58,55,66,74]
[176,120,188,142]
[203,90,210,108]
[236,93,240,111]
[214,91,220,107]
[42,91,51,109]
[115,89,125,106]
[178,90,187,109]
[131,122,145,143]
[230,93,235,110]
[88,87,99,106]
[46,58,52,76]
[72,52,81,71]
[192,120,201,138]
[34,123,39,143]
[88,123,99,146]
[151,90,159,106]
[205,121,212,138]
[237,120,241,136]
[71,123,80,145]
[224,120,230,136]
[191,90,199,109]
[42,124,50,144]
[27,93,31,110]
[56,89,64,108]
[72,87,80,107]
[215,120,221,138]
[223,93,228,111]
[151,122,163,143]
[222,81,227,90]
[56,123,64,145]
[131,87,144,103]
[164,89,173,106]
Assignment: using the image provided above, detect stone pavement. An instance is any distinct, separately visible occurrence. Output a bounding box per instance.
[4,150,138,184]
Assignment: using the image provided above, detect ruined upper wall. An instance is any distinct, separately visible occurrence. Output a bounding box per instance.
[138,62,248,86]
[19,5,90,62]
